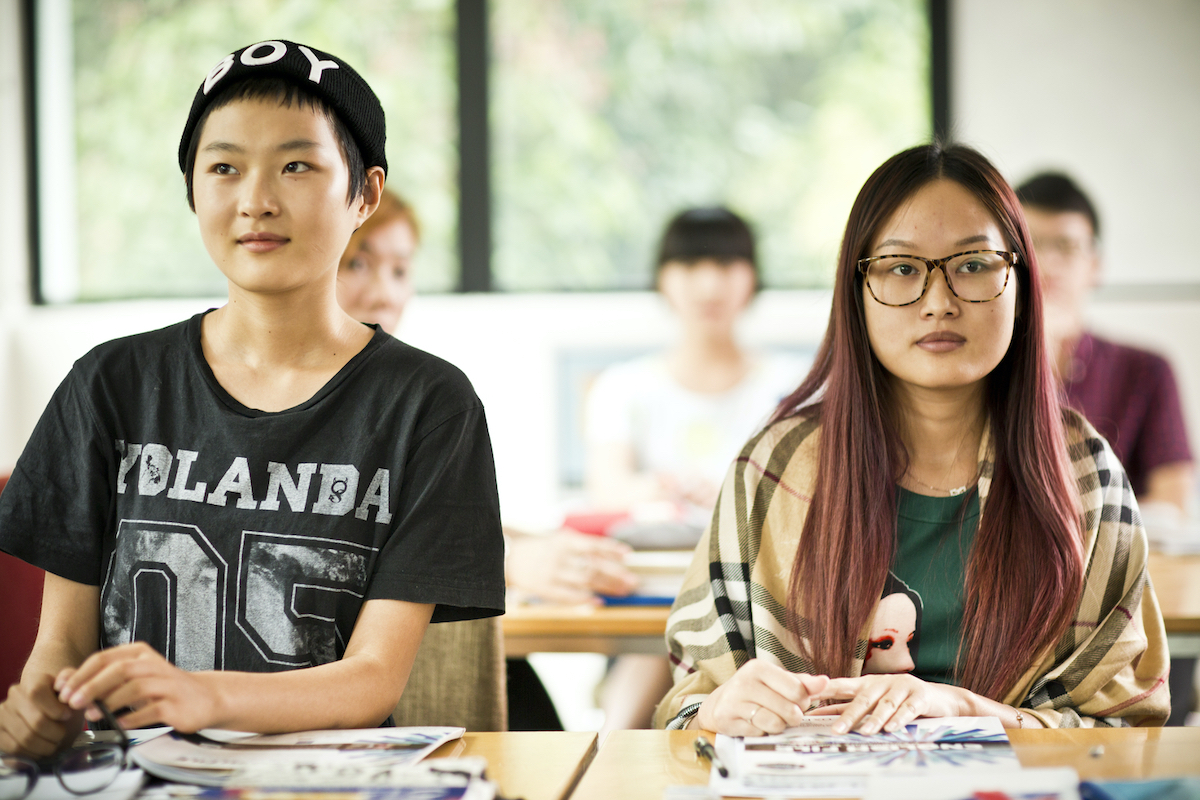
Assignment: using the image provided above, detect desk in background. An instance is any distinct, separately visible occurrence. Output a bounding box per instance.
[500,554,1200,657]
[428,731,596,800]
[1148,552,1200,657]
[570,728,1200,800]
[500,555,1199,726]
[502,604,670,657]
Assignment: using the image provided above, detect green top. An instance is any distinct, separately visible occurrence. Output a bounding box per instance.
[885,486,980,684]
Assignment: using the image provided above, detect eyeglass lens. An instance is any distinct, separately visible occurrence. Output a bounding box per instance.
[57,745,125,795]
[0,757,37,800]
[864,252,1009,305]
[0,699,128,800]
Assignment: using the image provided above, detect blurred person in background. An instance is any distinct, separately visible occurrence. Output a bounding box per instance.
[338,188,636,730]
[336,189,419,334]
[1018,172,1196,727]
[1017,173,1193,516]
[584,207,807,733]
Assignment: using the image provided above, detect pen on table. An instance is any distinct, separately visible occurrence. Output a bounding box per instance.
[693,737,728,778]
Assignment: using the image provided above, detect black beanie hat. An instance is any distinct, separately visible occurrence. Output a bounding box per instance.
[178,40,387,175]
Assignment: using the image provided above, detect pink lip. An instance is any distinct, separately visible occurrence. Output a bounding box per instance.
[916,331,965,352]
[238,232,289,252]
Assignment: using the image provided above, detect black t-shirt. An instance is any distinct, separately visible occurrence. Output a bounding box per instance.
[0,312,505,673]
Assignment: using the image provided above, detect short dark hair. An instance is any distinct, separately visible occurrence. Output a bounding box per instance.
[182,76,367,211]
[654,206,759,288]
[1015,172,1100,240]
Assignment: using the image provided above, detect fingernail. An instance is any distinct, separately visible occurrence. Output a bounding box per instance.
[832,721,848,734]
[67,691,86,709]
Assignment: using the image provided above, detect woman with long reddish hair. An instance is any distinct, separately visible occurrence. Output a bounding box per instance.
[655,143,1170,733]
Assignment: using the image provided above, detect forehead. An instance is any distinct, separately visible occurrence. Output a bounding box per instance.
[1022,207,1095,240]
[362,219,418,253]
[197,96,341,149]
[872,179,1004,253]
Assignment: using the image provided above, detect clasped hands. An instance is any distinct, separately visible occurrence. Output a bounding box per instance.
[696,658,972,736]
[0,643,214,758]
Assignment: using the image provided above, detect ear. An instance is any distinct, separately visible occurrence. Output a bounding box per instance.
[355,167,386,226]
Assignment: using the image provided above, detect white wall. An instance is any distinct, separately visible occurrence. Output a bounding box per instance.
[2,0,1199,518]
[951,0,1200,462]
[953,0,1200,288]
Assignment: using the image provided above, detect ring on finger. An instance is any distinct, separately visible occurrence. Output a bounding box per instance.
[748,705,761,727]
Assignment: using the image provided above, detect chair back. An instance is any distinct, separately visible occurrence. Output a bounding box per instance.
[0,474,46,695]
[392,617,507,731]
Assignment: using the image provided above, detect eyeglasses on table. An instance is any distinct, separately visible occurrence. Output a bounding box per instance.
[0,702,130,800]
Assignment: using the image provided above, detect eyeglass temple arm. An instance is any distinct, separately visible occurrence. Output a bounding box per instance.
[92,701,129,750]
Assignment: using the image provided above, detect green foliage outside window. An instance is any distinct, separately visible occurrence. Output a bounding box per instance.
[492,0,930,290]
[69,0,455,300]
[59,0,927,301]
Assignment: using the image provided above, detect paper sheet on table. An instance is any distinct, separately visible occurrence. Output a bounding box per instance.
[711,716,1020,798]
[864,767,1080,799]
[131,727,463,786]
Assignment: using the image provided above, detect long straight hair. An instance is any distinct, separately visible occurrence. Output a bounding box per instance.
[772,143,1084,700]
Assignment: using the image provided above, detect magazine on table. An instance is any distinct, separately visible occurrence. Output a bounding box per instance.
[136,757,495,800]
[863,767,1081,799]
[130,727,464,787]
[711,716,1020,798]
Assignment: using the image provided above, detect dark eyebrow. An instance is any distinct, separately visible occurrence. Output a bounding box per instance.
[202,141,243,154]
[200,139,322,155]
[277,139,321,153]
[875,234,997,250]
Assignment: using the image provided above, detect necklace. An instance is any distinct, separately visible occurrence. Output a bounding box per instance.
[904,420,979,497]
[905,471,974,497]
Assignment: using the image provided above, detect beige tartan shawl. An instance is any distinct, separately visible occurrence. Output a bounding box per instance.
[655,409,1170,729]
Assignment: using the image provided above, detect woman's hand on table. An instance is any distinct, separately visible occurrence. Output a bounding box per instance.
[808,673,971,734]
[505,529,637,604]
[55,642,220,732]
[0,672,82,758]
[697,659,830,735]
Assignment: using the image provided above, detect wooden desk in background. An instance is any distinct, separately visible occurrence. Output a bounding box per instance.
[502,603,671,657]
[570,728,1200,800]
[428,731,597,800]
[501,553,1200,658]
[501,552,1200,657]
[1148,552,1200,657]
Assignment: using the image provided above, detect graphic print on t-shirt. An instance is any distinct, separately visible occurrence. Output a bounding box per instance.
[102,439,391,672]
[863,572,923,675]
[101,518,378,671]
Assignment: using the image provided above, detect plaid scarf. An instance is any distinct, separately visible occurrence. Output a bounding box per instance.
[656,409,1170,729]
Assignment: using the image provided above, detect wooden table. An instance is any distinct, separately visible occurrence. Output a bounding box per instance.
[570,728,1200,800]
[502,603,671,656]
[502,554,1200,658]
[428,731,597,800]
[1149,552,1200,657]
